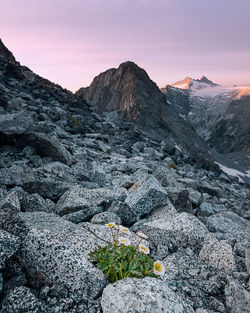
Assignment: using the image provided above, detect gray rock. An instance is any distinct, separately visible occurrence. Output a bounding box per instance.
[63,206,103,224]
[22,179,70,202]
[0,165,36,186]
[21,132,73,165]
[153,165,179,187]
[199,240,236,272]
[18,212,107,301]
[131,141,144,153]
[74,160,106,187]
[0,191,20,212]
[147,199,178,222]
[0,273,2,293]
[125,175,169,218]
[245,248,250,275]
[107,201,138,226]
[0,188,8,202]
[101,277,195,313]
[189,190,201,206]
[97,140,111,153]
[0,191,26,237]
[167,189,193,213]
[1,286,50,313]
[225,279,250,313]
[198,181,223,198]
[206,211,250,241]
[0,111,34,135]
[56,185,125,216]
[162,248,226,310]
[199,202,215,217]
[16,189,48,212]
[141,212,214,250]
[0,229,20,270]
[91,211,121,225]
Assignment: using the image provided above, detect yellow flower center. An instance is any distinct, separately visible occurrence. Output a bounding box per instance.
[155,264,162,272]
[107,223,114,227]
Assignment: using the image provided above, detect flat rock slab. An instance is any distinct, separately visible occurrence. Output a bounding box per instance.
[56,185,126,216]
[199,240,236,272]
[141,212,214,250]
[18,212,107,300]
[125,175,169,218]
[0,229,20,270]
[101,277,195,313]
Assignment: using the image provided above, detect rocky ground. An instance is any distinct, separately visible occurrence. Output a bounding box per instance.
[0,40,250,312]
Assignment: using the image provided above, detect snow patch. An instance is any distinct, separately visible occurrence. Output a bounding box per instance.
[215,162,250,182]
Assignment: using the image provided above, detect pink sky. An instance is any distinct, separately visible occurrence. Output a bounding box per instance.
[1,0,250,92]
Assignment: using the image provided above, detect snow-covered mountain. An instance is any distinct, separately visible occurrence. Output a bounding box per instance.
[171,76,218,90]
[162,78,250,167]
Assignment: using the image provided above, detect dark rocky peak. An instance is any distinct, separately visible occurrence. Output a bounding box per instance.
[76,61,163,120]
[198,75,218,86]
[0,38,16,63]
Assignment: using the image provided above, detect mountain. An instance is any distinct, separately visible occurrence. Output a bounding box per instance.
[76,62,218,170]
[162,78,250,166]
[170,76,218,90]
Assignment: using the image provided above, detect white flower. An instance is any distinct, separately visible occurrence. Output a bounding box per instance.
[138,244,150,254]
[106,222,116,228]
[153,261,165,276]
[118,237,131,246]
[120,226,131,236]
[114,224,120,230]
[136,231,148,239]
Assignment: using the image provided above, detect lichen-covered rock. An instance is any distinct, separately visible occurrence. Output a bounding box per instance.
[0,191,28,237]
[56,185,125,216]
[0,111,34,136]
[225,279,250,313]
[205,211,250,241]
[63,206,103,223]
[21,132,73,165]
[199,240,236,272]
[141,212,214,250]
[18,217,106,301]
[0,229,20,270]
[0,165,36,186]
[1,286,50,313]
[101,277,195,313]
[199,202,215,217]
[167,188,193,214]
[91,211,121,225]
[108,201,138,226]
[162,248,226,311]
[245,248,250,275]
[125,175,169,218]
[22,179,70,202]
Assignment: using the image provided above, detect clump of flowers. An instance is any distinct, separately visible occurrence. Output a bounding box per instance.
[89,222,165,283]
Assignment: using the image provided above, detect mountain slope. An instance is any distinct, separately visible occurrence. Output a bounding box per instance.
[76,62,218,171]
[162,77,250,161]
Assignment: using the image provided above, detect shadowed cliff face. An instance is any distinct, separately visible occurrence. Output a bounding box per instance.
[76,61,165,121]
[76,62,218,171]
[0,39,16,63]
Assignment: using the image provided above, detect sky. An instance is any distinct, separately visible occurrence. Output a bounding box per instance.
[0,0,250,92]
